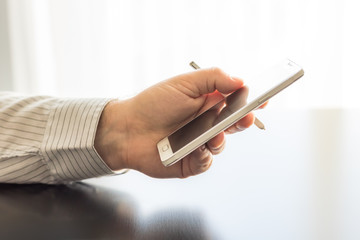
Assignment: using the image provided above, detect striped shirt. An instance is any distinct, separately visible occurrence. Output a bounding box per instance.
[0,92,119,184]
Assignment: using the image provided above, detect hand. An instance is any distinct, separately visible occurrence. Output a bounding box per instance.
[95,68,256,178]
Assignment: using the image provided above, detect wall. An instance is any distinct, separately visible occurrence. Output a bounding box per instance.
[0,0,13,91]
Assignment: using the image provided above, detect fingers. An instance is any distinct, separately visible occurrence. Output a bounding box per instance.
[198,91,226,114]
[181,145,213,178]
[180,132,226,178]
[180,110,254,178]
[225,112,255,134]
[179,110,254,178]
[206,132,226,155]
[182,68,244,97]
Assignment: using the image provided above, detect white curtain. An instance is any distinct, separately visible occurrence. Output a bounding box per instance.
[5,0,360,108]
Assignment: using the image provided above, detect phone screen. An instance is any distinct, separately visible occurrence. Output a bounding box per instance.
[166,59,302,153]
[168,87,249,152]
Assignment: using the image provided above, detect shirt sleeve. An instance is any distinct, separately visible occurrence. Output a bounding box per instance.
[0,92,123,184]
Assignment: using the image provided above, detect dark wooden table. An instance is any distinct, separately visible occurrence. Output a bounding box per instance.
[1,109,360,240]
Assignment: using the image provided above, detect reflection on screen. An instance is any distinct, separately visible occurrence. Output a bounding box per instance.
[168,87,249,152]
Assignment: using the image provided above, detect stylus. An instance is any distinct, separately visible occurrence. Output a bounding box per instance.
[189,61,265,130]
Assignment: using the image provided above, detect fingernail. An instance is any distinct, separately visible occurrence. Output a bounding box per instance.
[236,123,246,131]
[226,128,237,134]
[200,145,206,151]
[211,145,223,152]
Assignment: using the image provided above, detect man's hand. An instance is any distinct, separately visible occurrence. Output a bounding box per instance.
[95,68,255,178]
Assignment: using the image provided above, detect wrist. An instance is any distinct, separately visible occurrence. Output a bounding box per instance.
[94,99,130,171]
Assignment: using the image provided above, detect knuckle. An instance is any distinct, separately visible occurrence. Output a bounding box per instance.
[201,155,213,170]
[199,151,213,164]
[209,141,226,155]
[209,67,223,76]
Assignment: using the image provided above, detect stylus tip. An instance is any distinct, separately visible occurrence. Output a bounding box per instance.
[254,117,265,130]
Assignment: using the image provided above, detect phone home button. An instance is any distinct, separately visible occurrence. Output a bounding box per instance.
[162,144,169,152]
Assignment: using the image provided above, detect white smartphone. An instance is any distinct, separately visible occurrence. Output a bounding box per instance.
[157,59,304,167]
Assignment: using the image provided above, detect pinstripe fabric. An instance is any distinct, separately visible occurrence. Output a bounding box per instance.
[0,92,115,184]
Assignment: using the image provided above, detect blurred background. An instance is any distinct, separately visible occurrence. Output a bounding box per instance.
[1,0,359,109]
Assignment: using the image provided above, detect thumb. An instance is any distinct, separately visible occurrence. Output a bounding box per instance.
[180,67,244,97]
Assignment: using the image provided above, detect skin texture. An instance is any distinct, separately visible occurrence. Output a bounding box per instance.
[94,67,260,178]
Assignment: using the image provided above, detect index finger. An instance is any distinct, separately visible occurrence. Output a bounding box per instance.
[178,68,244,98]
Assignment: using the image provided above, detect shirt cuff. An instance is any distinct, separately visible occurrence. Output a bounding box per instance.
[41,98,125,183]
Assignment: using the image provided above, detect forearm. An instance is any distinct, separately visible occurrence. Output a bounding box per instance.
[0,92,116,184]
